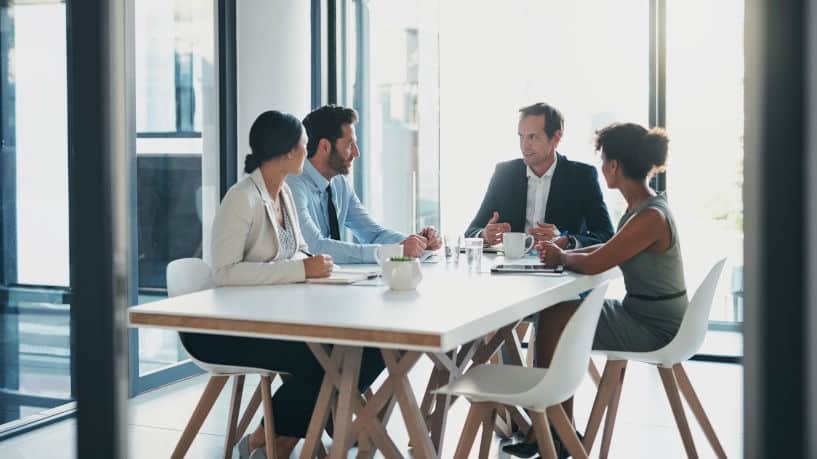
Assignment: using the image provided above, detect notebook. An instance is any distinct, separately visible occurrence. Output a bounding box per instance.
[305,265,381,285]
[490,263,565,275]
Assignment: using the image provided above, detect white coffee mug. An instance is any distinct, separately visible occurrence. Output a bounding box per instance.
[503,232,535,259]
[383,258,423,291]
[375,243,403,265]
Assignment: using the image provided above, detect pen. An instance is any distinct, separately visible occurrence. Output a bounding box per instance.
[300,249,314,257]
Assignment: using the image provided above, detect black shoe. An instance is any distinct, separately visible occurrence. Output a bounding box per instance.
[507,429,583,459]
[502,441,540,458]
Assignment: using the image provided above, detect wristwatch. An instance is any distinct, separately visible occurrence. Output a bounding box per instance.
[565,235,577,250]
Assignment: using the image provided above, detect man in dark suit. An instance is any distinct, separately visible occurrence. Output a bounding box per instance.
[465,102,613,250]
[471,103,614,459]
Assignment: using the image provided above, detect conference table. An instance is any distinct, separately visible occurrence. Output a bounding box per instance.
[128,255,619,458]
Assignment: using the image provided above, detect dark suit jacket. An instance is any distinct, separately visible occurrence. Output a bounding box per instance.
[465,154,614,247]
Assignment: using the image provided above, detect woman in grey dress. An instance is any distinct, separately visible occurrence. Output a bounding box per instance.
[504,122,683,458]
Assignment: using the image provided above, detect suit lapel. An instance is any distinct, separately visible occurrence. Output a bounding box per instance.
[249,170,283,255]
[513,160,527,231]
[545,154,566,222]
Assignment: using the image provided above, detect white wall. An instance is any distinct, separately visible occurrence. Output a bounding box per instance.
[236,0,312,179]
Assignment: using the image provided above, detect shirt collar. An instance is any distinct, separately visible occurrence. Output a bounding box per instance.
[302,159,332,192]
[526,154,558,180]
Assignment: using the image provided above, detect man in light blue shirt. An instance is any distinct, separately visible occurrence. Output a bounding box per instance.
[287,105,441,264]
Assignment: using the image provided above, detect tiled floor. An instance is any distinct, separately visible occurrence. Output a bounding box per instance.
[1,356,742,458]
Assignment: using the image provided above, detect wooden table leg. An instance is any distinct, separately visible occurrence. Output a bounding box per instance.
[383,349,437,459]
[300,346,344,459]
[330,347,363,459]
[428,351,456,452]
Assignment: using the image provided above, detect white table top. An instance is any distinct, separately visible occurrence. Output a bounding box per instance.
[129,255,619,352]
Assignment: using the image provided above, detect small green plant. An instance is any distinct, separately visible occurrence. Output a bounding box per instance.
[389,256,415,262]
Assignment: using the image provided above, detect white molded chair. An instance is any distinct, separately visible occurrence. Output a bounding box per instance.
[436,283,609,459]
[167,258,284,459]
[584,258,728,459]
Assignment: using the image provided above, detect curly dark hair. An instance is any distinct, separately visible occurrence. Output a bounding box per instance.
[595,122,669,180]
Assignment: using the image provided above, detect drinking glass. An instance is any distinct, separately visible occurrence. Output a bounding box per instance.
[464,237,483,270]
[444,234,461,263]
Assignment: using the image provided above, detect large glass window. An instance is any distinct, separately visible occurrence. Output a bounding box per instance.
[343,0,440,234]
[1,0,73,428]
[438,0,649,234]
[666,0,744,326]
[133,0,219,379]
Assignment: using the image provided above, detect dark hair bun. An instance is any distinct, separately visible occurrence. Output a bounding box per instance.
[642,128,669,171]
[243,153,259,174]
[595,123,670,180]
[244,110,303,173]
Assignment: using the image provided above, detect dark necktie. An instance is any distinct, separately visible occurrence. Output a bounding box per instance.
[326,185,341,240]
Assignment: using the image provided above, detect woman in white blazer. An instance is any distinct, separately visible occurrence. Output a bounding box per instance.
[180,111,385,458]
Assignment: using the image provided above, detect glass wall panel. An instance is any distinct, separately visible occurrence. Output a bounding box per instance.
[344,0,440,234]
[666,0,744,325]
[134,0,219,376]
[0,0,73,427]
[439,0,649,234]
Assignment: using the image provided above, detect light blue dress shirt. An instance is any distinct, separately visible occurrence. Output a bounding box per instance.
[286,160,405,263]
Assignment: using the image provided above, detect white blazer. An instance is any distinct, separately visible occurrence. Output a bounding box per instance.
[211,168,309,286]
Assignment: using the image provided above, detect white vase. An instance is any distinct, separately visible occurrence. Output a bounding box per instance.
[382,259,422,291]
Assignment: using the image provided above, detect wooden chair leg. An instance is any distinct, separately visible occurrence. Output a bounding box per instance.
[658,366,698,459]
[260,375,279,459]
[600,361,627,459]
[235,380,264,440]
[674,363,726,458]
[588,358,602,387]
[526,325,536,367]
[583,360,624,452]
[529,410,558,459]
[223,375,245,459]
[316,442,328,458]
[547,405,588,459]
[493,406,514,439]
[479,404,497,459]
[171,375,229,459]
[453,403,484,459]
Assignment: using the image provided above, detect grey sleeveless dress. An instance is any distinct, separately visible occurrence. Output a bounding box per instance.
[592,193,688,352]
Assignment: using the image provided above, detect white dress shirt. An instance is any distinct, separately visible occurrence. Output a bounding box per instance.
[525,156,558,232]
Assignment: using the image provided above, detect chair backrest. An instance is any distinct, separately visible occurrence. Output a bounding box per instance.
[653,258,726,364]
[166,258,214,297]
[527,283,608,406]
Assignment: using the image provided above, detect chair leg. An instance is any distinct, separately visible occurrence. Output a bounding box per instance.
[658,366,698,458]
[235,379,264,441]
[223,375,245,459]
[453,403,484,459]
[547,405,588,459]
[479,404,497,459]
[529,410,558,459]
[171,375,229,459]
[600,361,627,459]
[260,375,279,459]
[588,358,602,387]
[674,364,727,458]
[526,323,536,367]
[583,360,625,452]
